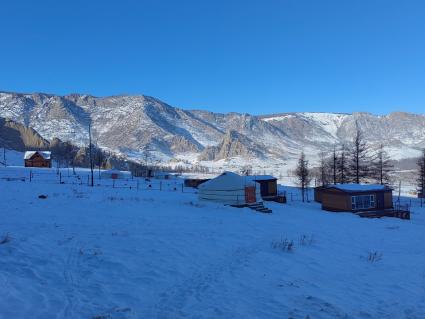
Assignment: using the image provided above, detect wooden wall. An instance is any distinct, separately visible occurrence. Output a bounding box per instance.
[25,153,51,168]
[322,189,393,212]
[321,189,351,211]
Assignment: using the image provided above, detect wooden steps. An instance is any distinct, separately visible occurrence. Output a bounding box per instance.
[247,202,272,214]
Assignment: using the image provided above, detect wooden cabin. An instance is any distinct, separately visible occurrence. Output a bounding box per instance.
[314,186,326,203]
[320,184,393,212]
[184,178,210,188]
[24,151,52,168]
[247,175,278,200]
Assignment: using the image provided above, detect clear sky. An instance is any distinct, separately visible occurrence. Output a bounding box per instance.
[1,0,424,115]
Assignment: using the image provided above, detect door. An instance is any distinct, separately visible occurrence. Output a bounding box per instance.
[245,186,256,203]
[376,192,384,209]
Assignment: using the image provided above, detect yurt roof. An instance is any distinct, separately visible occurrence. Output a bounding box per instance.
[246,175,277,182]
[198,171,257,191]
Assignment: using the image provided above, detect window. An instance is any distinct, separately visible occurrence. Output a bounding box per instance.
[351,194,375,210]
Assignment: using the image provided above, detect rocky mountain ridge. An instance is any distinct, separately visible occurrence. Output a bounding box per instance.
[1,91,424,168]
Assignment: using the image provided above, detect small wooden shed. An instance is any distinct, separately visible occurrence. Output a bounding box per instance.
[314,186,326,203]
[246,175,278,200]
[184,178,210,188]
[320,184,393,212]
[24,151,52,168]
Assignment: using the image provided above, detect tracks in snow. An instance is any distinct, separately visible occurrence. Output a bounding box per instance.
[153,245,259,318]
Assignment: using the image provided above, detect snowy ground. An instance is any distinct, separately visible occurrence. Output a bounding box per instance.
[1,167,425,319]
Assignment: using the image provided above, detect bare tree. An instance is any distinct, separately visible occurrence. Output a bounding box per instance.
[331,145,337,184]
[240,165,253,176]
[88,123,94,187]
[417,149,425,207]
[49,138,66,172]
[94,142,106,177]
[348,122,370,183]
[371,144,393,185]
[337,144,348,184]
[318,152,331,187]
[295,152,311,202]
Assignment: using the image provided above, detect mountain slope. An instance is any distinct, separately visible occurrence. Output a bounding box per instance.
[0,117,50,151]
[198,130,266,161]
[1,91,424,168]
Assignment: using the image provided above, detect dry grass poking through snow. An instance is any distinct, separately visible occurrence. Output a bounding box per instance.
[366,251,383,263]
[298,234,315,246]
[271,238,295,252]
[0,233,11,245]
[271,234,316,252]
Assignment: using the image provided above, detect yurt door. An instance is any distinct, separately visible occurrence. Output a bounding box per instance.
[245,186,256,203]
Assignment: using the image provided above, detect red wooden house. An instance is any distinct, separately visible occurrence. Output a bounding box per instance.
[24,151,52,168]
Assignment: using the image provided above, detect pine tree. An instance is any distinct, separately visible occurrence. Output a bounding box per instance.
[295,152,311,202]
[371,144,393,185]
[348,122,370,184]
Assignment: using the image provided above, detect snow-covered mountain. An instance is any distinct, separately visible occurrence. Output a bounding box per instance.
[1,91,424,170]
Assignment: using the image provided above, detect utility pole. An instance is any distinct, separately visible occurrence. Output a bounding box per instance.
[88,122,94,187]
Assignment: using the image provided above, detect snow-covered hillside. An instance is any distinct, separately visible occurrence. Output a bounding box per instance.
[1,92,425,171]
[1,166,425,318]
[0,150,24,166]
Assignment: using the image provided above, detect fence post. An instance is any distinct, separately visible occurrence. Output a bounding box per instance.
[137,180,139,190]
[29,170,32,182]
[87,175,89,186]
[59,172,62,184]
[160,181,162,191]
[181,184,184,193]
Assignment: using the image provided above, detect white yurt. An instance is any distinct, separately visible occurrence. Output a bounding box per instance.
[198,171,262,205]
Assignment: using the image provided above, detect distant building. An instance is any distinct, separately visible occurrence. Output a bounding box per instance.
[184,178,210,188]
[101,169,128,179]
[24,151,52,168]
[317,184,393,212]
[154,171,178,180]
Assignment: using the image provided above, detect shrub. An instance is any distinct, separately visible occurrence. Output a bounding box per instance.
[366,251,383,262]
[271,238,294,252]
[298,234,315,246]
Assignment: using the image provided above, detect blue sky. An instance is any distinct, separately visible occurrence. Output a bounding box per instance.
[0,0,424,115]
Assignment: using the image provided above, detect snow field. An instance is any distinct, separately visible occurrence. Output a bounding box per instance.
[0,167,425,318]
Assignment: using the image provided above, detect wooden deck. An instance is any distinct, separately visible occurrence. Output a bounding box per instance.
[355,209,410,220]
